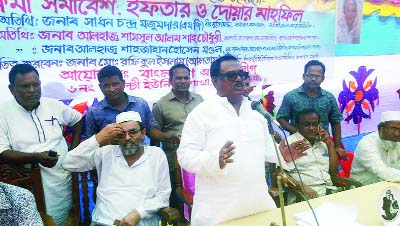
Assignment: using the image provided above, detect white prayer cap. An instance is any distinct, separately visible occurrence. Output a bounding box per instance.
[116,111,142,124]
[380,111,400,123]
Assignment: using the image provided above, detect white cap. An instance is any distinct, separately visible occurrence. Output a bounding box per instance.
[116,111,142,124]
[380,111,400,123]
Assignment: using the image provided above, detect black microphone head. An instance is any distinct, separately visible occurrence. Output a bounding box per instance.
[251,100,262,110]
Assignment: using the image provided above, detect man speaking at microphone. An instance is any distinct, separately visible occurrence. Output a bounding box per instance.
[177,54,287,226]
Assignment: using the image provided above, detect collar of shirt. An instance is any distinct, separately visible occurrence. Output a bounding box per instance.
[115,145,151,168]
[290,132,327,150]
[11,97,41,113]
[213,94,248,113]
[298,84,329,97]
[166,90,194,102]
[100,93,137,110]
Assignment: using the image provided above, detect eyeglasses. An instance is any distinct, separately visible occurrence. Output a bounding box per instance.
[305,74,323,80]
[218,70,249,81]
[383,126,400,133]
[117,129,142,139]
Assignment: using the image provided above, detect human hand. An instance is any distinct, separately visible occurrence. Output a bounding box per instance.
[335,147,347,159]
[319,127,333,146]
[273,132,282,143]
[303,185,318,199]
[279,139,310,162]
[95,123,124,147]
[117,209,141,226]
[219,140,235,169]
[168,133,181,146]
[36,151,58,168]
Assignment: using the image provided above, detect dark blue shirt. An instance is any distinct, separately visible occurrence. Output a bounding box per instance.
[84,94,157,139]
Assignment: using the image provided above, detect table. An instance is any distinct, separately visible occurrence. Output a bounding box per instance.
[217,181,400,226]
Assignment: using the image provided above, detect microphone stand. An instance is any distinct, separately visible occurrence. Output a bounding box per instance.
[267,121,295,226]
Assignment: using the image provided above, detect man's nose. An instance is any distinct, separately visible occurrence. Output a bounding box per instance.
[234,74,243,81]
[27,85,37,92]
[125,133,132,140]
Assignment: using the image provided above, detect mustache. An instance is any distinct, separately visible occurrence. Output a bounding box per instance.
[120,141,143,156]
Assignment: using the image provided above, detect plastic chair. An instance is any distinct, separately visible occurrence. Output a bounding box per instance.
[174,158,194,224]
[74,169,182,226]
[0,164,56,225]
[337,152,354,178]
[326,137,363,189]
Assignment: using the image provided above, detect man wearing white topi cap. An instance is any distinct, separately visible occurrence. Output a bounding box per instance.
[351,111,400,185]
[63,111,171,226]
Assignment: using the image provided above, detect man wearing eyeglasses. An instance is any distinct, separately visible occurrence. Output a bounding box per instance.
[351,111,400,185]
[177,54,279,226]
[63,111,171,226]
[277,60,346,159]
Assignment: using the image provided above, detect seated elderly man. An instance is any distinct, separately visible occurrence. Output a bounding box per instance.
[351,111,400,185]
[279,109,339,199]
[63,111,171,226]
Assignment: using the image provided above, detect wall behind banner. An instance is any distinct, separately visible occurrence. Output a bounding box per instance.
[0,0,399,138]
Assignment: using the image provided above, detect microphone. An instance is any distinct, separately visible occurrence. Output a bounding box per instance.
[251,101,281,128]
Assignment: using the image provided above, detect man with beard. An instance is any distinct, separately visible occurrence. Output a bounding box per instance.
[0,64,82,226]
[177,54,280,226]
[63,111,171,226]
[351,111,400,185]
[277,60,346,159]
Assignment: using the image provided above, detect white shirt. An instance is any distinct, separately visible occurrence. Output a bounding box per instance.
[177,95,277,226]
[62,136,171,226]
[336,17,360,44]
[0,97,81,225]
[285,132,335,196]
[351,131,400,185]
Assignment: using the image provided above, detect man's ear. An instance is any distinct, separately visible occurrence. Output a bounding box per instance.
[122,79,126,86]
[211,77,217,87]
[8,84,14,96]
[141,128,146,137]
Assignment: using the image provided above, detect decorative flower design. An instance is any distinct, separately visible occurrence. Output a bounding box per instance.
[338,66,379,134]
[260,84,276,115]
[61,98,99,143]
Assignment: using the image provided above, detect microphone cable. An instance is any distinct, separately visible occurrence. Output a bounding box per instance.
[280,128,321,226]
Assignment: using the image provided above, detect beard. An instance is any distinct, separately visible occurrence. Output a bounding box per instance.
[381,139,400,166]
[120,140,143,156]
[381,139,400,151]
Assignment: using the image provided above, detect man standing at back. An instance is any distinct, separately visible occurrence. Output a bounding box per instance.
[177,54,277,226]
[277,60,345,158]
[0,64,82,225]
[84,65,178,143]
[152,63,203,209]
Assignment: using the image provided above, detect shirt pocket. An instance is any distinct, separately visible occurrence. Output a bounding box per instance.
[42,117,64,139]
